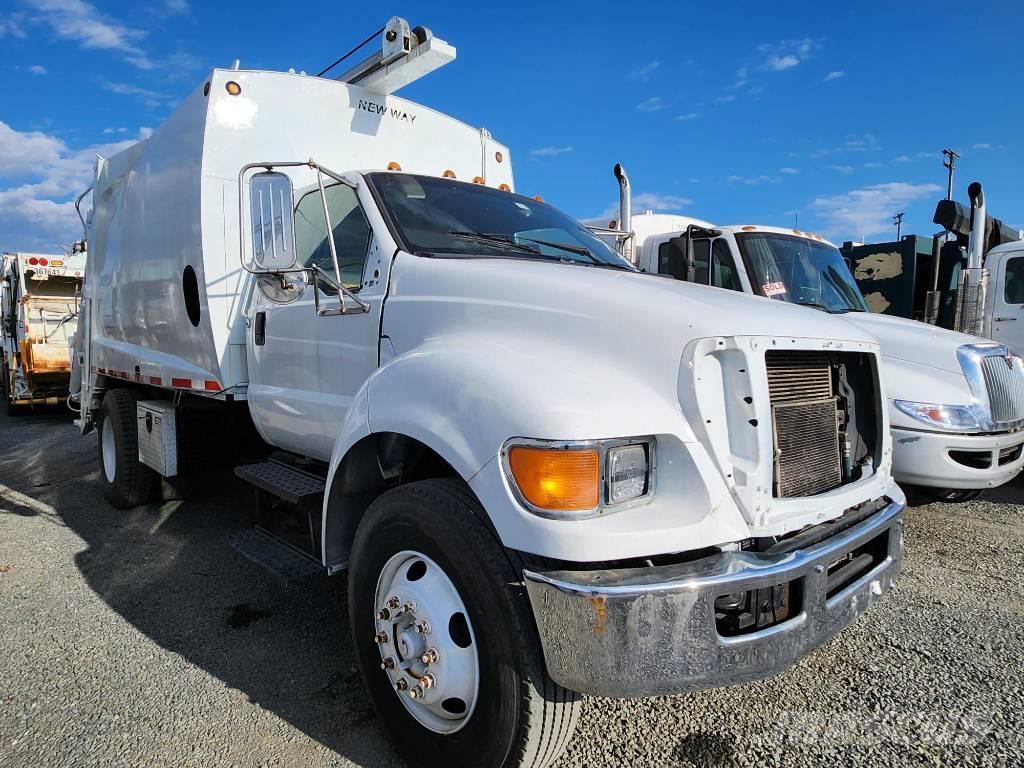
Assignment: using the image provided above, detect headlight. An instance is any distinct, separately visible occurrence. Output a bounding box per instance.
[894,400,979,430]
[504,438,654,518]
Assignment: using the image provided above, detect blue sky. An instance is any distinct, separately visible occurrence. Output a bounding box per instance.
[1,0,1022,252]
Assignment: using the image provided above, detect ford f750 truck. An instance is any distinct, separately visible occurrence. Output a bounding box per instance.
[604,166,1024,503]
[71,19,904,768]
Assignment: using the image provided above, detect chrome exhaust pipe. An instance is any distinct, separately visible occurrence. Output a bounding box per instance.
[614,163,631,235]
[967,181,986,269]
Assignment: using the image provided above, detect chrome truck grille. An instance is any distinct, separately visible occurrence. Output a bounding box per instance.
[767,351,842,497]
[980,352,1024,424]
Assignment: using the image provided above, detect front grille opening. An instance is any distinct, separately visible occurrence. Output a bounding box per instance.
[825,530,889,599]
[715,579,804,637]
[949,449,992,470]
[999,444,1023,466]
[766,350,880,498]
[980,353,1024,424]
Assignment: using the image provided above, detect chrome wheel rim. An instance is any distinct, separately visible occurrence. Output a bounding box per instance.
[101,418,116,484]
[373,550,479,734]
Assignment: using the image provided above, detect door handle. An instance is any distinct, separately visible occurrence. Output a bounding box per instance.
[994,316,1017,322]
[254,311,266,345]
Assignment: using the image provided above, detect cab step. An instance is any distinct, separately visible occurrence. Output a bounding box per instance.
[235,458,326,504]
[229,527,324,582]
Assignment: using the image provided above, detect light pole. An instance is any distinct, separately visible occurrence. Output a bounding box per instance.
[893,212,904,241]
[942,148,959,201]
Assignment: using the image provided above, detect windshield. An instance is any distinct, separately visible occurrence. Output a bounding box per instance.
[368,173,635,270]
[735,233,868,313]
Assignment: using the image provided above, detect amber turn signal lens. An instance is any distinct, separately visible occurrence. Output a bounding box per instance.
[387,161,402,171]
[508,447,600,512]
[225,81,241,96]
[443,169,456,178]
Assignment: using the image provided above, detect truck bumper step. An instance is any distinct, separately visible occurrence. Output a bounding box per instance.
[229,527,324,582]
[235,459,326,504]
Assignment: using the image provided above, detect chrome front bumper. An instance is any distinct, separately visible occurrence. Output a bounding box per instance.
[523,499,904,698]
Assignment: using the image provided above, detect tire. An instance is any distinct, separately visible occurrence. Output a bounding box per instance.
[348,478,580,768]
[97,388,155,508]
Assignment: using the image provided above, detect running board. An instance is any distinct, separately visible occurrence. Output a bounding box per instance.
[235,459,326,505]
[229,527,324,582]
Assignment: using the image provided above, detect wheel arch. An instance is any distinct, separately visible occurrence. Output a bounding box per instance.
[322,431,470,570]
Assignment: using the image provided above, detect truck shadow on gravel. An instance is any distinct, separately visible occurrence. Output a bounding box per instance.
[2,416,402,768]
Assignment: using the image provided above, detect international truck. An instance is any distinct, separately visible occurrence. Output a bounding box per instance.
[1,249,86,414]
[604,166,1024,503]
[71,19,904,767]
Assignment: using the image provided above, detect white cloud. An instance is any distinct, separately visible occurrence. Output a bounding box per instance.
[823,70,845,82]
[893,155,912,163]
[637,96,664,112]
[0,121,141,250]
[28,64,47,75]
[863,161,883,168]
[25,0,153,69]
[972,143,991,150]
[0,14,28,38]
[780,167,800,175]
[767,55,799,71]
[586,192,692,224]
[732,66,749,89]
[716,94,736,103]
[104,81,167,108]
[829,164,855,174]
[675,112,699,121]
[102,127,129,134]
[530,146,573,157]
[728,174,781,186]
[758,38,819,72]
[163,0,190,13]
[810,181,941,239]
[629,61,659,80]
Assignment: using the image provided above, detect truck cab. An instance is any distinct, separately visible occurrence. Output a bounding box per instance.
[622,206,1024,500]
[1,250,86,413]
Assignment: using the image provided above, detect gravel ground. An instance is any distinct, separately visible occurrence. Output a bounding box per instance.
[1,407,1022,767]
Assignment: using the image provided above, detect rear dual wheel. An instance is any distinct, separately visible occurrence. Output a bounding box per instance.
[97,389,155,508]
[349,479,579,768]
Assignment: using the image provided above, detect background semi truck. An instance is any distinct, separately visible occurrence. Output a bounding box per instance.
[1,250,86,414]
[841,183,1024,353]
[605,166,1024,501]
[71,19,904,767]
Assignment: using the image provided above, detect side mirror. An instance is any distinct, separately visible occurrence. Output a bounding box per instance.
[249,172,297,272]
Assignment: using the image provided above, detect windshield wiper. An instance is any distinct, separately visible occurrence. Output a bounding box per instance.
[517,237,636,271]
[792,300,857,314]
[446,230,541,255]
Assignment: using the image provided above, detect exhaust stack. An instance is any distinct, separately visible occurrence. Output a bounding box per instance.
[614,163,631,236]
[955,182,989,335]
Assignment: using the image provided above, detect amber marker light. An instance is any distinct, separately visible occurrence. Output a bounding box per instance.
[508,446,600,512]
[498,183,511,191]
[387,161,402,171]
[443,169,456,178]
[495,151,503,163]
[225,81,242,96]
[472,176,485,184]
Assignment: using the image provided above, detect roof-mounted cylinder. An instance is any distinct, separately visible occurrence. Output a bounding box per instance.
[614,163,632,235]
[335,17,456,95]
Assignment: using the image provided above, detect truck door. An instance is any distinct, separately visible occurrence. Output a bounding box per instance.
[988,249,1024,354]
[654,236,742,291]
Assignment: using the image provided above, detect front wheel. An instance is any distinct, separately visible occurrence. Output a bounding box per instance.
[348,479,579,768]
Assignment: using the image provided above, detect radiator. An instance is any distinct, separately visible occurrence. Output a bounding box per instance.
[766,351,842,497]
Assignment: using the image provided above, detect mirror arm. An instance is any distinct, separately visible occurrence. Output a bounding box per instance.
[306,264,370,315]
[315,168,349,313]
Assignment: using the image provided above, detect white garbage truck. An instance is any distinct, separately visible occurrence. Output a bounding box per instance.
[1,249,86,413]
[72,19,905,767]
[605,166,1024,503]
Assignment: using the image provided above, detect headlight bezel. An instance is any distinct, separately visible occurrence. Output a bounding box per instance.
[893,399,980,431]
[501,436,656,520]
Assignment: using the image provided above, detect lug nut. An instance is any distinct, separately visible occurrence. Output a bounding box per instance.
[386,595,401,610]
[414,619,431,635]
[377,607,392,621]
[380,657,396,670]
[420,648,439,665]
[420,674,436,690]
[409,686,422,699]
[374,631,389,645]
[402,600,417,614]
[395,677,408,691]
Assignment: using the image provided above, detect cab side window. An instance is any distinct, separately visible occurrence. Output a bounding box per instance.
[1004,256,1024,304]
[294,184,371,292]
[657,238,710,282]
[711,239,742,292]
